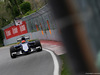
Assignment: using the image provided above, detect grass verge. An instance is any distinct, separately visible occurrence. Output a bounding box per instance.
[59,54,70,75]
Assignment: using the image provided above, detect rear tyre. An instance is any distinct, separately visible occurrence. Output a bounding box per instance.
[35,40,42,52]
[10,46,17,58]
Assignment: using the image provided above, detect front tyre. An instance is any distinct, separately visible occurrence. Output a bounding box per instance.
[10,46,17,58]
[35,40,42,52]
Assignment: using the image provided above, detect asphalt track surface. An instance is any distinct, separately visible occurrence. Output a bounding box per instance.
[0,46,61,75]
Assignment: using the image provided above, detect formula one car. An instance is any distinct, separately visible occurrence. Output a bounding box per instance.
[10,36,42,58]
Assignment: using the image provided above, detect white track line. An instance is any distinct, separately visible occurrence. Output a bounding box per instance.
[43,48,59,75]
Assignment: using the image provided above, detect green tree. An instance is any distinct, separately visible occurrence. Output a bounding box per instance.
[20,2,31,14]
[0,1,12,27]
[17,0,24,5]
[4,0,24,19]
[24,0,48,10]
[13,6,20,17]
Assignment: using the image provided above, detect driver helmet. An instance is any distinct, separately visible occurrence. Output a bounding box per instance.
[21,36,26,40]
